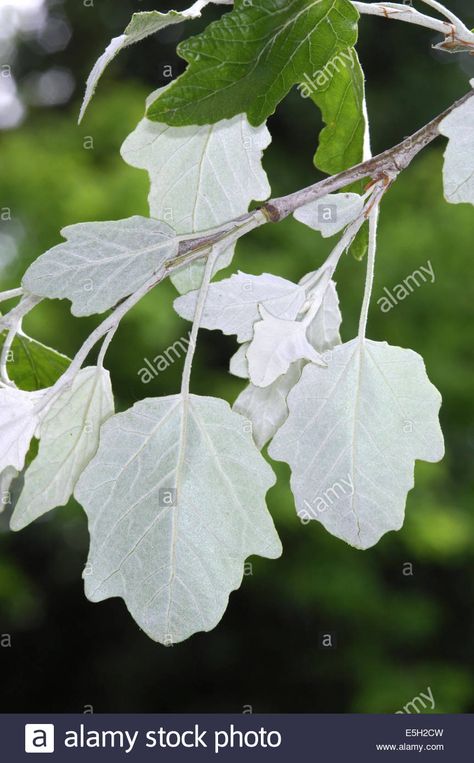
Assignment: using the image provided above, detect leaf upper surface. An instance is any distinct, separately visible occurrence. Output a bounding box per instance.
[147,0,359,127]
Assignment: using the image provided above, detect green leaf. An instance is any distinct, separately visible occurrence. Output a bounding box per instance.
[0,331,70,391]
[147,0,359,127]
[308,49,369,260]
[310,49,366,176]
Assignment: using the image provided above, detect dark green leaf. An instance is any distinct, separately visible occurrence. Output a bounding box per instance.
[147,0,359,127]
[0,332,70,391]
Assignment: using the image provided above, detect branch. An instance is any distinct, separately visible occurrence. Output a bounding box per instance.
[353,2,474,51]
[31,86,474,399]
[261,87,474,222]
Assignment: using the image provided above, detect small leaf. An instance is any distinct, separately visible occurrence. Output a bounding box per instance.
[10,367,114,531]
[79,1,232,122]
[75,395,281,644]
[147,0,359,127]
[439,84,474,206]
[174,272,306,341]
[0,331,69,391]
[247,306,325,388]
[122,101,271,293]
[294,193,364,238]
[22,216,178,316]
[269,339,444,549]
[235,281,342,447]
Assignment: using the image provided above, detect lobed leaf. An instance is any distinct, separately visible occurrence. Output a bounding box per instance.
[269,339,444,549]
[147,0,359,127]
[75,394,281,644]
[22,216,178,316]
[122,97,271,293]
[174,272,306,340]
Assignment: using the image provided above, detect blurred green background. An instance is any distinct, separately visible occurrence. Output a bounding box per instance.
[0,0,473,713]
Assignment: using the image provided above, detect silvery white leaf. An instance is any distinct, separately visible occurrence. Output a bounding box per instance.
[22,216,178,316]
[269,339,444,550]
[174,272,306,341]
[439,84,474,206]
[294,192,364,237]
[306,280,342,353]
[0,387,44,473]
[0,466,18,514]
[234,362,303,450]
[10,367,114,531]
[247,306,325,388]
[75,394,281,644]
[121,107,271,293]
[79,1,232,123]
[234,282,342,447]
[229,343,249,379]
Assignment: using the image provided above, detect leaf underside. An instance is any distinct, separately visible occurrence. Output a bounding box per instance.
[269,339,444,549]
[75,395,281,644]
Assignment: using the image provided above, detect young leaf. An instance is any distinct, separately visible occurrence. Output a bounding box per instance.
[79,1,232,122]
[75,395,281,644]
[0,331,69,391]
[121,100,271,293]
[306,280,342,352]
[22,216,178,316]
[234,281,342,447]
[439,83,474,206]
[247,306,325,388]
[294,193,364,238]
[269,339,444,550]
[234,362,303,450]
[10,367,114,531]
[147,0,359,127]
[0,387,43,473]
[174,272,306,341]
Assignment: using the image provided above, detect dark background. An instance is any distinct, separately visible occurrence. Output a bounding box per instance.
[0,0,473,713]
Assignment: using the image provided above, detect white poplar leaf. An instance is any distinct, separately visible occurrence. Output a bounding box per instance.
[247,306,325,388]
[10,367,114,531]
[306,280,342,353]
[0,387,44,473]
[174,272,306,341]
[79,1,232,123]
[22,216,178,317]
[229,343,250,379]
[269,339,445,550]
[234,281,342,448]
[294,192,364,237]
[121,106,271,293]
[439,82,474,206]
[0,467,18,514]
[75,395,281,644]
[234,363,303,450]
